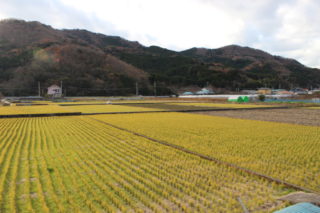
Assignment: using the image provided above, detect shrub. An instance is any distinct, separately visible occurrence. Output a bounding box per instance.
[258,94,266,102]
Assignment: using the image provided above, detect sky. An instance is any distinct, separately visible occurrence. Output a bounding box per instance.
[0,0,319,68]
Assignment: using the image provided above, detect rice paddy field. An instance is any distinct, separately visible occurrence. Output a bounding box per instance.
[0,101,275,116]
[58,104,163,114]
[0,105,72,115]
[93,113,320,192]
[0,99,318,212]
[0,104,160,115]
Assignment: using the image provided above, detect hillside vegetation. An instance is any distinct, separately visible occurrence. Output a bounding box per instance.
[0,19,320,96]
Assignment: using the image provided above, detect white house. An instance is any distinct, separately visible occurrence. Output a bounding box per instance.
[47,85,62,98]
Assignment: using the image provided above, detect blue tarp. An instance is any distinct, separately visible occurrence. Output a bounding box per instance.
[274,203,320,213]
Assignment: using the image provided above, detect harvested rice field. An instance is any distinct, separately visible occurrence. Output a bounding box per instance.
[194,108,320,126]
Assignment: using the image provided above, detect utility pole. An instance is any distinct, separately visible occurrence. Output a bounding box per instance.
[60,81,63,97]
[154,81,157,97]
[135,82,139,96]
[38,81,41,97]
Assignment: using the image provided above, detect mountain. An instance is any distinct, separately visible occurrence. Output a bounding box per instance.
[0,19,150,96]
[0,19,320,96]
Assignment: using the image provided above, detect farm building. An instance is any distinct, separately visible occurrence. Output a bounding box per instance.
[182,91,194,95]
[241,90,257,95]
[195,88,214,95]
[258,88,272,95]
[47,85,62,98]
[309,89,320,94]
[293,88,309,95]
[273,89,294,95]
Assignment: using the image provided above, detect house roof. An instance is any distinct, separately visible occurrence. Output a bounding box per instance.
[183,92,193,95]
[196,88,212,94]
[48,85,61,89]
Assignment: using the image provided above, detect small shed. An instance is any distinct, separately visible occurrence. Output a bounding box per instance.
[47,85,62,98]
[274,202,320,213]
[258,88,272,95]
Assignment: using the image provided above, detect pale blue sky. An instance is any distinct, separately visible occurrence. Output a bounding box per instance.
[0,0,319,68]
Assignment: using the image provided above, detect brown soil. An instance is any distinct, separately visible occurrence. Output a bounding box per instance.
[127,103,221,111]
[278,191,320,205]
[194,108,320,126]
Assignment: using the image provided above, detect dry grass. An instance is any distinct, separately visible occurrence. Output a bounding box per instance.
[194,108,320,126]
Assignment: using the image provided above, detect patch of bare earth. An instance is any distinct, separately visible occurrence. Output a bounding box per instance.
[278,191,320,205]
[251,200,285,213]
[193,108,320,126]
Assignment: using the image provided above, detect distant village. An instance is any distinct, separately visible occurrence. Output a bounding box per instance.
[45,85,320,101]
[1,83,320,105]
[181,87,320,96]
[180,87,320,103]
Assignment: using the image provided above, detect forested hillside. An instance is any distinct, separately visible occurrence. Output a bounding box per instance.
[0,19,319,96]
